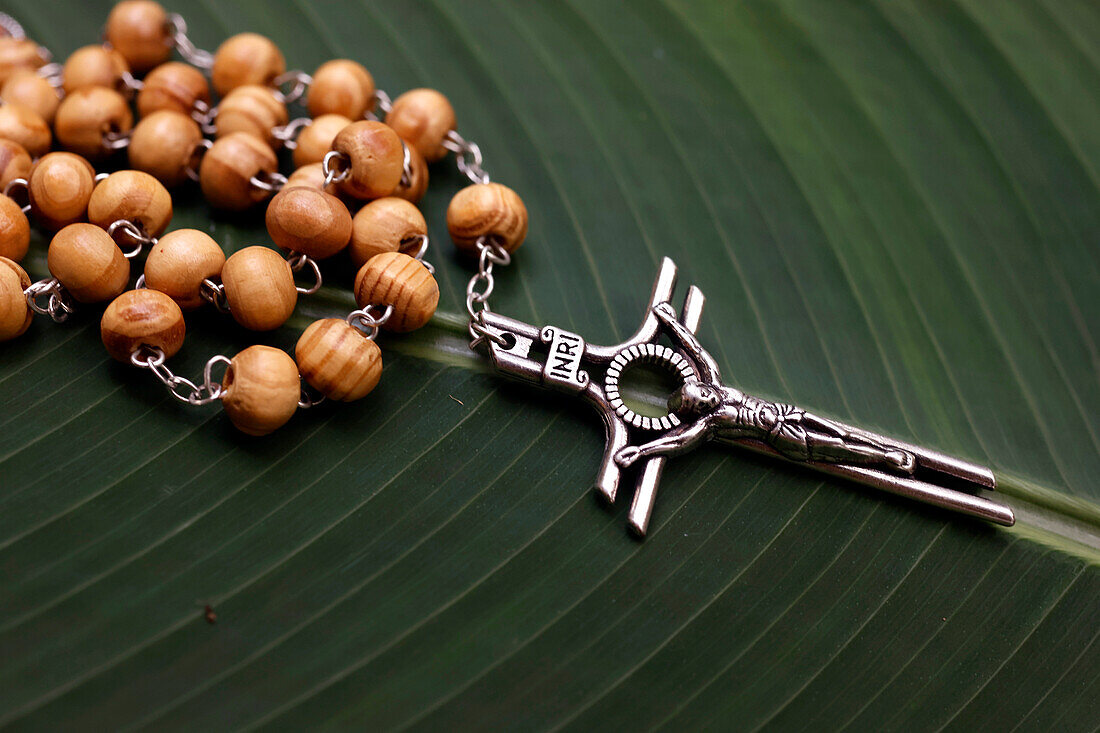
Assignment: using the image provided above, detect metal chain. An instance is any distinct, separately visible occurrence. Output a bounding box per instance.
[3,178,30,214]
[166,13,214,69]
[131,347,229,406]
[192,99,218,135]
[185,138,212,182]
[272,117,312,150]
[103,129,131,151]
[346,304,393,341]
[298,385,326,409]
[200,277,230,313]
[466,237,511,348]
[443,130,490,185]
[107,219,157,259]
[399,140,412,188]
[287,252,323,294]
[24,278,75,323]
[365,89,393,121]
[36,62,63,90]
[249,170,287,193]
[0,11,25,39]
[321,150,350,188]
[273,70,312,105]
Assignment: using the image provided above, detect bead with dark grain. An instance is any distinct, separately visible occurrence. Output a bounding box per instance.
[265,186,351,259]
[221,345,301,436]
[143,229,225,310]
[105,0,172,73]
[295,318,382,401]
[0,194,30,262]
[446,182,528,255]
[27,152,97,231]
[392,143,428,204]
[137,61,210,117]
[88,170,173,237]
[353,252,438,332]
[54,87,133,160]
[128,110,203,188]
[349,197,426,269]
[0,38,47,85]
[0,139,31,190]
[210,33,285,96]
[199,132,278,211]
[0,256,31,341]
[307,59,374,119]
[0,102,50,157]
[385,88,455,162]
[221,245,297,331]
[101,288,185,361]
[332,120,404,200]
[1,70,61,124]
[47,223,130,303]
[292,114,350,168]
[214,85,287,147]
[61,45,130,94]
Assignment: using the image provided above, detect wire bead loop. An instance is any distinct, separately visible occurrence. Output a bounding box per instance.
[166,13,214,69]
[321,150,350,188]
[346,304,393,341]
[443,130,490,185]
[287,252,323,295]
[24,278,75,323]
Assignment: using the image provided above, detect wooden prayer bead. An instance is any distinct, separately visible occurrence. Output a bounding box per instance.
[61,45,130,94]
[100,288,185,362]
[353,252,438,332]
[210,33,285,97]
[47,223,130,303]
[128,110,203,188]
[214,85,287,147]
[392,143,428,205]
[446,182,529,255]
[54,87,133,160]
[0,139,32,191]
[332,120,404,200]
[221,345,301,436]
[88,170,173,237]
[295,318,382,402]
[306,59,375,120]
[220,245,297,331]
[265,186,352,259]
[0,194,30,262]
[349,197,427,269]
[198,132,278,211]
[27,152,97,231]
[0,102,50,157]
[1,70,61,124]
[286,162,325,192]
[0,256,32,341]
[385,88,455,162]
[105,0,172,73]
[136,61,210,117]
[143,229,225,310]
[0,38,47,85]
[292,114,351,169]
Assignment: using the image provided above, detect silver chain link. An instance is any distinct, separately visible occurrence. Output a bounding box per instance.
[0,11,25,39]
[3,178,30,214]
[272,70,312,105]
[36,62,63,90]
[443,130,490,185]
[107,219,157,259]
[466,237,511,348]
[321,150,350,188]
[249,170,287,193]
[131,347,229,406]
[24,278,75,323]
[103,129,131,152]
[185,138,212,182]
[346,304,393,341]
[287,252,323,294]
[200,277,230,313]
[272,117,312,150]
[404,233,434,274]
[166,13,214,69]
[365,89,393,121]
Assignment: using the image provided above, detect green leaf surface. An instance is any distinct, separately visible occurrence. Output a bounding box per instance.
[1,0,1098,729]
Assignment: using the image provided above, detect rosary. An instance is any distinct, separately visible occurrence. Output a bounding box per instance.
[0,1,1014,537]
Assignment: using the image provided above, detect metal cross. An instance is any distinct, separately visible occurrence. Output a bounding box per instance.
[474,258,1014,537]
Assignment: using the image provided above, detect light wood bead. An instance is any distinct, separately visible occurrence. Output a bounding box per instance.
[295,318,382,402]
[0,256,32,341]
[392,143,428,204]
[128,110,203,188]
[0,102,50,157]
[199,132,278,211]
[100,288,185,362]
[0,139,32,191]
[265,186,351,259]
[292,114,351,168]
[105,0,172,73]
[54,87,134,160]
[143,229,225,310]
[137,62,210,117]
[28,152,97,231]
[307,59,375,119]
[353,252,438,332]
[0,38,47,85]
[221,245,297,331]
[0,194,29,262]
[447,182,529,255]
[210,33,285,97]
[349,197,427,269]
[61,45,130,94]
[88,170,173,237]
[221,345,300,436]
[1,70,61,124]
[385,88,455,162]
[47,223,130,303]
[286,162,325,192]
[332,120,404,200]
[214,85,287,147]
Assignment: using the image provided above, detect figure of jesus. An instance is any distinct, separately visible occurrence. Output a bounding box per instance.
[615,303,917,474]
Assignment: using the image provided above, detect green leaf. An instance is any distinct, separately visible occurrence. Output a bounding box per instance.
[2,0,1099,728]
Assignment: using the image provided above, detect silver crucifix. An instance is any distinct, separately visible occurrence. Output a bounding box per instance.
[472,258,1015,537]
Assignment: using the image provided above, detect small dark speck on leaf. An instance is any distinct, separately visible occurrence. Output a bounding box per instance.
[941,617,947,622]
[449,395,464,406]
[205,605,217,624]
